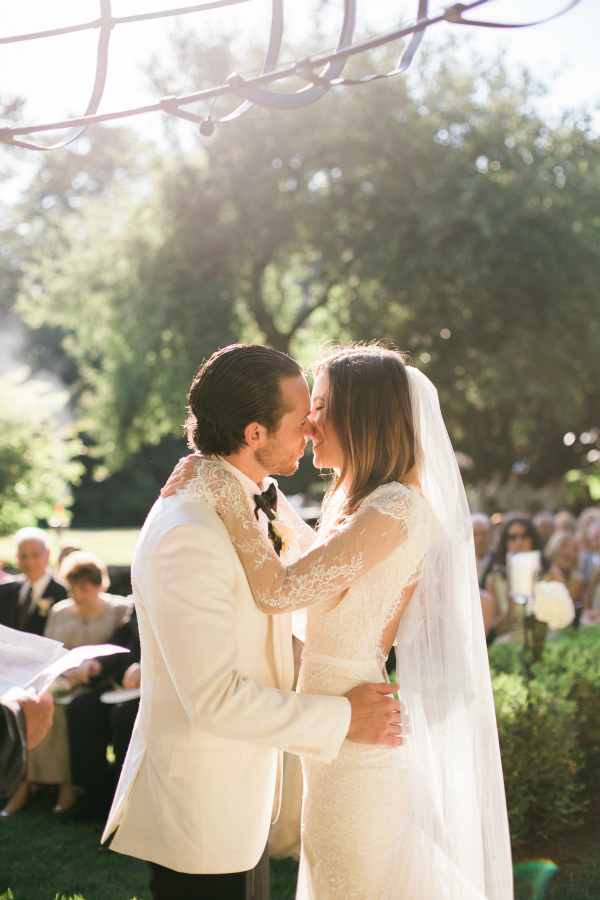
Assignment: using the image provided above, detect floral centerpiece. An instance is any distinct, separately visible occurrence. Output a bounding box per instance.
[526,579,575,663]
[508,551,575,667]
[531,580,575,630]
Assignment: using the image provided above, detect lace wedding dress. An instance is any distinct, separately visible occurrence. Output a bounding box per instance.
[180,458,435,900]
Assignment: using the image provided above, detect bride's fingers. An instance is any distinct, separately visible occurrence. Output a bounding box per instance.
[160,455,199,496]
[381,732,404,746]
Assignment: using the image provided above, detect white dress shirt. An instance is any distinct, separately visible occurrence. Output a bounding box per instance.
[18,568,52,605]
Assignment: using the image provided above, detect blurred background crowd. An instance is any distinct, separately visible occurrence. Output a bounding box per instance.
[468,481,600,642]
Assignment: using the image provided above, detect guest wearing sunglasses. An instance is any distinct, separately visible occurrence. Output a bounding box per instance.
[484,518,546,643]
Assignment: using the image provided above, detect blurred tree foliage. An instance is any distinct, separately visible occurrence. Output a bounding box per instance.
[0,373,83,536]
[5,43,600,489]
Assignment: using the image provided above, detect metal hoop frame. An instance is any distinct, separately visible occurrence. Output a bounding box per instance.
[0,0,582,150]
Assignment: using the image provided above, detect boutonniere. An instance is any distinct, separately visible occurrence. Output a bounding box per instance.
[36,597,53,617]
[269,517,298,557]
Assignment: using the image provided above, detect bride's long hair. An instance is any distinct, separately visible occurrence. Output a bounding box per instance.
[312,343,416,532]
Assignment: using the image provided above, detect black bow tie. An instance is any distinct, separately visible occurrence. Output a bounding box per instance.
[254,483,282,556]
[254,483,278,522]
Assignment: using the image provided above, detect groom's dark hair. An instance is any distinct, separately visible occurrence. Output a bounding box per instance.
[185,344,303,456]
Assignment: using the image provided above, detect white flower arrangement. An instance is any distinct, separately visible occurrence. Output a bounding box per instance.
[36,597,53,617]
[531,580,575,630]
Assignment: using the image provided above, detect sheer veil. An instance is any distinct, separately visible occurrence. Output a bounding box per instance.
[397,367,513,900]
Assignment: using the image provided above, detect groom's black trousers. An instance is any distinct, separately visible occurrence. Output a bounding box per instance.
[147,843,270,900]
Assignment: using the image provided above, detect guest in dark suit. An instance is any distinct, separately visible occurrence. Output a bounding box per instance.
[0,528,67,635]
[63,610,140,819]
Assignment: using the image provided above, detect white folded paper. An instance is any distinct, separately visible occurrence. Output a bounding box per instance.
[0,623,128,696]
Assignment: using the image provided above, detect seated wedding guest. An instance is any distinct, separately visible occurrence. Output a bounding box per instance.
[533,511,555,550]
[554,510,577,534]
[586,519,600,570]
[1,552,132,817]
[64,607,139,819]
[472,514,494,588]
[0,527,67,635]
[484,517,545,641]
[544,531,584,607]
[576,508,600,582]
[0,690,54,804]
[583,525,600,613]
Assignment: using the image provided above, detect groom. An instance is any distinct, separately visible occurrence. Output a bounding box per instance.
[102,344,403,900]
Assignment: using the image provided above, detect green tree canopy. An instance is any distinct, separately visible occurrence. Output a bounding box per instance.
[9,45,600,484]
[0,372,84,536]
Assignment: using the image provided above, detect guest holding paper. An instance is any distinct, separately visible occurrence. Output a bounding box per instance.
[1,552,131,817]
[65,609,140,817]
[0,528,67,636]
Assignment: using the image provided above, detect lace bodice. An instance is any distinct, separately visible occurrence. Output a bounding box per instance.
[179,459,434,667]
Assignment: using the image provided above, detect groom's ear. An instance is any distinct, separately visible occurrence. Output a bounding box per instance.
[243,421,268,449]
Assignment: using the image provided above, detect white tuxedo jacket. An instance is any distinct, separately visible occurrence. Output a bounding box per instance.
[102,482,351,874]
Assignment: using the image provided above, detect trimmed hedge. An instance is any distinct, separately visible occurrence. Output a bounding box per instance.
[490,627,600,848]
[493,671,584,846]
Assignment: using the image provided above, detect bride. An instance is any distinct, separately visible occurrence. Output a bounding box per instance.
[164,344,512,900]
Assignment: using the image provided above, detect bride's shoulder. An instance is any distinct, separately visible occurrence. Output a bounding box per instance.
[177,457,242,504]
[361,481,431,525]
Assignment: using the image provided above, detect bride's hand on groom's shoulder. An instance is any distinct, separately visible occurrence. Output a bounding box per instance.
[345,682,408,747]
[160,454,201,497]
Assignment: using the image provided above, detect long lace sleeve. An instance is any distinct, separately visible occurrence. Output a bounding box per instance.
[276,492,317,554]
[180,460,428,614]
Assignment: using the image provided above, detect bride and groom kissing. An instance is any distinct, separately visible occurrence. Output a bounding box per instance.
[101,342,513,900]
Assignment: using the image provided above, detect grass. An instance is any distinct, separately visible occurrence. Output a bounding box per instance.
[0,529,140,569]
[549,858,600,900]
[0,790,298,900]
[2,791,600,900]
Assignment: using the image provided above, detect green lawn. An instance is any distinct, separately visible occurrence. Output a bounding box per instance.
[0,529,140,569]
[0,794,297,900]
[2,794,600,900]
[549,859,600,900]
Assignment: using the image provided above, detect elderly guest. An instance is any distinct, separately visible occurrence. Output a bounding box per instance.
[533,512,555,550]
[544,531,584,607]
[0,527,67,634]
[2,552,132,816]
[584,520,600,614]
[576,508,600,583]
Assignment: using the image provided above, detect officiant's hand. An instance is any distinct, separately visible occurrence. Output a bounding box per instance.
[3,689,55,749]
[160,454,198,497]
[345,682,406,746]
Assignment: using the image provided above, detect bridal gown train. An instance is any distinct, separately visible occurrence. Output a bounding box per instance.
[182,460,435,900]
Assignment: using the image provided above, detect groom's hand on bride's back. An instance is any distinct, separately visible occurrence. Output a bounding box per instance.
[345,683,407,746]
